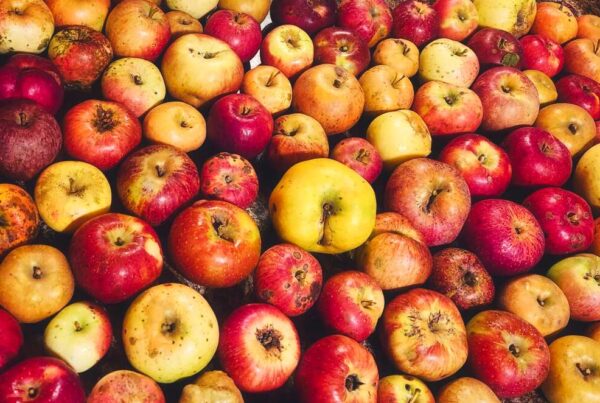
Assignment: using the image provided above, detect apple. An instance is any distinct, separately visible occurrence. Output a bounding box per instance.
[462,199,544,276]
[535,103,596,156]
[207,93,274,159]
[168,200,261,287]
[412,81,483,136]
[428,247,495,311]
[292,64,365,135]
[241,65,292,115]
[467,28,523,69]
[269,158,376,254]
[204,10,261,63]
[47,0,111,31]
[556,74,600,120]
[143,101,206,152]
[0,357,85,402]
[2,52,63,86]
[591,218,600,256]
[434,0,479,42]
[166,0,217,19]
[366,110,431,170]
[0,100,61,182]
[261,24,314,79]
[165,10,203,38]
[532,1,578,44]
[69,213,163,304]
[43,301,112,373]
[0,184,39,257]
[313,27,371,76]
[47,25,113,90]
[179,371,242,403]
[524,69,557,106]
[498,274,570,337]
[419,38,479,87]
[0,0,54,54]
[520,34,564,78]
[575,144,600,211]
[331,137,383,183]
[295,335,378,403]
[466,310,550,399]
[337,0,392,47]
[0,244,74,323]
[317,271,384,342]
[439,133,512,197]
[391,0,439,48]
[63,99,142,171]
[254,243,322,317]
[88,370,166,403]
[270,0,337,36]
[161,33,244,108]
[384,158,471,246]
[502,127,572,187]
[117,144,200,227]
[564,38,600,84]
[34,161,112,233]
[438,377,500,403]
[218,303,300,392]
[588,323,600,343]
[547,253,600,322]
[471,66,540,132]
[373,38,420,78]
[218,0,271,23]
[123,283,219,383]
[0,309,22,371]
[101,57,166,117]
[542,336,600,403]
[382,288,468,381]
[578,14,600,42]
[199,152,259,209]
[359,65,414,116]
[267,113,329,172]
[473,0,537,38]
[378,375,435,403]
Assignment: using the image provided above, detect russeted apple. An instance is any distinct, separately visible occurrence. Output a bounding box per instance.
[179,371,242,403]
[88,370,166,403]
[0,184,39,256]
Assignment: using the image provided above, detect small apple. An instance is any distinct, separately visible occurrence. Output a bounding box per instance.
[378,375,435,403]
[372,38,420,77]
[241,65,292,115]
[165,11,203,38]
[204,9,262,63]
[532,1,578,44]
[535,103,596,156]
[179,371,241,403]
[523,69,557,106]
[0,0,54,54]
[434,0,478,42]
[438,377,500,403]
[143,101,206,152]
[467,28,523,69]
[574,144,600,211]
[313,27,371,76]
[392,0,439,48]
[269,0,337,36]
[0,309,22,371]
[556,74,600,120]
[520,34,564,78]
[88,370,166,403]
[261,24,314,78]
[419,38,479,87]
[331,137,383,183]
[0,184,38,257]
[359,64,414,116]
[337,0,393,47]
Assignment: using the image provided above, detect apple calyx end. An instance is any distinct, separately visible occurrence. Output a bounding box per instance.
[32,266,42,280]
[463,271,477,287]
[508,343,521,357]
[16,111,29,127]
[155,164,166,178]
[132,75,144,86]
[360,299,376,310]
[345,374,364,392]
[161,319,178,335]
[256,325,283,354]
[568,123,578,135]
[211,215,234,243]
[27,387,39,399]
[94,105,118,133]
[73,320,83,332]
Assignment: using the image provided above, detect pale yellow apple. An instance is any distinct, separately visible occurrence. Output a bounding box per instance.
[474,0,537,38]
[269,158,376,254]
[523,69,557,106]
[373,38,420,78]
[179,371,243,403]
[242,65,292,115]
[366,109,432,170]
[535,103,596,156]
[34,161,112,233]
[143,101,206,152]
[0,0,54,54]
[575,144,600,211]
[419,38,480,87]
[378,375,435,402]
[218,0,271,23]
[359,65,414,116]
[165,0,218,19]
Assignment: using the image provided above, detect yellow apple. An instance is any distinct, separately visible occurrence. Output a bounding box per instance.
[378,375,435,402]
[165,0,218,19]
[574,144,600,211]
[179,371,243,403]
[438,377,500,403]
[419,38,480,88]
[0,0,54,54]
[269,158,376,254]
[474,0,537,38]
[359,65,414,116]
[143,101,206,152]
[373,38,419,78]
[535,103,596,156]
[523,69,557,106]
[241,65,292,115]
[218,0,271,23]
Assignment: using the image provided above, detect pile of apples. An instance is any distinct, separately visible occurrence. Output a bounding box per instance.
[2,0,600,401]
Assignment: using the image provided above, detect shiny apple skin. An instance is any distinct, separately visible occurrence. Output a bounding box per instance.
[467,28,523,69]
[0,308,22,371]
[313,27,371,76]
[0,184,39,257]
[254,243,323,317]
[4,53,63,88]
[392,0,439,48]
[331,137,383,183]
[0,63,63,115]
[88,370,166,403]
[204,10,262,63]
[295,334,379,403]
[337,0,393,47]
[378,374,435,403]
[270,0,337,36]
[520,34,564,78]
[556,74,600,120]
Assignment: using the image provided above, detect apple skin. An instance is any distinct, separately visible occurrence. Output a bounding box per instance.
[531,1,578,44]
[523,69,557,106]
[180,371,242,403]
[88,370,166,403]
[47,0,111,31]
[467,28,523,69]
[373,38,420,78]
[520,34,564,78]
[418,38,480,88]
[254,243,322,317]
[466,310,550,399]
[317,271,384,342]
[0,309,22,371]
[166,11,203,38]
[0,184,39,257]
[556,74,600,120]
[69,213,163,304]
[563,38,600,84]
[378,375,435,403]
[295,334,379,403]
[0,357,85,403]
[3,53,63,87]
[502,127,572,188]
[204,10,262,63]
[473,0,536,38]
[143,101,206,153]
[331,137,383,183]
[433,0,478,42]
[337,0,393,48]
[439,133,512,198]
[588,323,600,343]
[261,24,314,79]
[270,0,337,36]
[218,303,301,393]
[437,377,501,403]
[428,248,495,311]
[166,0,216,19]
[241,65,292,115]
[392,0,439,48]
[578,14,600,42]
[523,187,594,255]
[313,27,371,76]
[0,0,55,55]
[574,144,600,212]
[359,65,414,116]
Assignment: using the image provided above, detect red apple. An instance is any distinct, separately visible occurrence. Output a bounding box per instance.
[502,127,572,187]
[116,144,200,227]
[337,0,392,47]
[331,137,382,183]
[433,0,478,42]
[254,243,323,317]
[295,335,378,403]
[204,10,262,63]
[270,0,337,36]
[63,99,142,171]
[88,370,165,403]
[260,24,314,78]
[218,303,300,392]
[0,309,22,371]
[3,54,62,87]
[392,0,439,48]
[207,94,274,160]
[467,28,523,69]
[563,38,600,84]
[461,199,545,276]
[69,213,163,304]
[520,34,564,78]
[199,152,259,209]
[466,310,550,398]
[429,248,495,311]
[0,357,85,403]
[556,74,600,120]
[313,27,371,76]
[317,271,384,342]
[439,133,512,197]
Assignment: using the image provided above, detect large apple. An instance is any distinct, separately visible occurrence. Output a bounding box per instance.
[0,309,22,371]
[88,370,166,403]
[241,65,292,115]
[535,103,596,156]
[467,28,523,69]
[419,38,479,87]
[392,0,439,48]
[261,24,314,78]
[331,137,383,183]
[0,0,54,54]
[556,74,600,120]
[373,38,420,78]
[520,34,564,78]
[143,101,206,153]
[0,184,38,257]
[337,0,392,47]
[574,144,600,211]
[359,65,413,116]
[532,1,577,44]
[46,0,110,31]
[313,27,371,76]
[434,0,478,42]
[564,38,600,84]
[269,0,337,36]
[473,0,537,38]
[204,9,262,63]
[438,377,500,403]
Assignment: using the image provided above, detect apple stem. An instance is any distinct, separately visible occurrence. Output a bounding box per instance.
[132,75,143,86]
[27,388,38,399]
[355,149,370,165]
[345,374,364,392]
[147,6,159,19]
[318,203,334,246]
[568,123,578,134]
[408,389,422,403]
[577,362,593,377]
[265,71,280,87]
[361,299,376,309]
[241,106,251,116]
[115,237,125,246]
[423,189,441,213]
[16,111,28,127]
[155,164,166,178]
[74,321,83,332]
[32,266,42,280]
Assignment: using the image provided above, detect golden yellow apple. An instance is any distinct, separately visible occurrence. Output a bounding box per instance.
[143,101,206,152]
[474,0,537,38]
[535,103,596,156]
[373,38,419,78]
[575,144,600,211]
[218,0,271,23]
[359,65,414,116]
[242,65,292,115]
[523,70,557,106]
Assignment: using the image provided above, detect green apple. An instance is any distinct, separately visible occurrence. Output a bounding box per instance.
[419,39,480,88]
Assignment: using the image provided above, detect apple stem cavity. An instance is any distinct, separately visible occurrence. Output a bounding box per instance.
[568,123,578,135]
[66,177,86,197]
[155,164,166,178]
[567,212,580,225]
[361,299,376,309]
[32,266,42,280]
[537,296,546,307]
[16,111,29,127]
[265,71,280,87]
[27,387,39,399]
[318,203,335,246]
[501,85,512,94]
[509,343,521,357]
[355,149,370,165]
[241,106,252,116]
[333,79,343,88]
[344,374,364,392]
[463,271,477,287]
[577,362,593,377]
[161,320,177,335]
[256,325,283,354]
[94,105,117,132]
[211,216,234,242]
[74,321,83,332]
[132,75,143,86]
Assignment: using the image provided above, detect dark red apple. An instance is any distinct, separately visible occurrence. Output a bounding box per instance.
[391,0,439,48]
[200,152,259,209]
[4,54,62,87]
[428,248,495,311]
[520,34,564,78]
[337,0,393,47]
[254,243,323,317]
[0,99,62,182]
[556,74,600,120]
[313,27,371,76]
[207,94,274,160]
[0,309,22,370]
[204,10,262,63]
[462,199,545,276]
[270,0,337,36]
[331,137,383,183]
[502,127,572,187]
[467,28,523,69]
